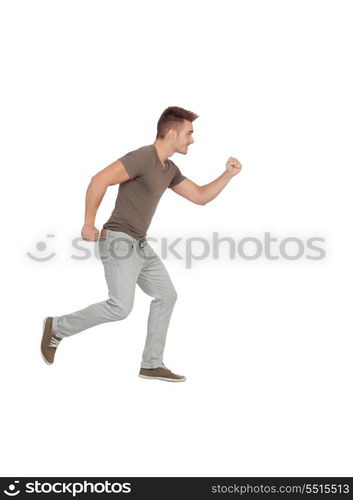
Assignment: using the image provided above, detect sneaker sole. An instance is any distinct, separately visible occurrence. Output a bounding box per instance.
[41,316,53,365]
[138,374,186,382]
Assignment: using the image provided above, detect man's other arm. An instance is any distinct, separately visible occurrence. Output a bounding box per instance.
[170,156,242,205]
[81,159,131,241]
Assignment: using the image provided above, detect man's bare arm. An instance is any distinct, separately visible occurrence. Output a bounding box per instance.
[171,156,242,205]
[199,170,234,204]
[82,159,131,241]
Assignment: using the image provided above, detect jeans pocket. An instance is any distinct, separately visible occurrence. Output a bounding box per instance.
[139,242,154,261]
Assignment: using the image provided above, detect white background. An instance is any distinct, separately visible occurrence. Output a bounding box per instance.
[1,0,352,477]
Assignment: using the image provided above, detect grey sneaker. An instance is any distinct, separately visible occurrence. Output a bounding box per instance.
[41,316,62,365]
[139,363,186,382]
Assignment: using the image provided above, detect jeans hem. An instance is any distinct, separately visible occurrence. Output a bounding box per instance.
[140,362,163,369]
[52,317,64,339]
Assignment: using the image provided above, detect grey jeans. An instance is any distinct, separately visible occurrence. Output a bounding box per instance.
[52,230,178,368]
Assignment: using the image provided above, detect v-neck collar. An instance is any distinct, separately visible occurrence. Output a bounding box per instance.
[152,144,169,171]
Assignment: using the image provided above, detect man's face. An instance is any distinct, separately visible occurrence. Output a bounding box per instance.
[173,120,194,154]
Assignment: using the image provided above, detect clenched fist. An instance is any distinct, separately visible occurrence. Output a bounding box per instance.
[226,157,242,177]
[81,224,99,242]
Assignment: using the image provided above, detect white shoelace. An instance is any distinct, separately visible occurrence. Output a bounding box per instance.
[49,336,61,348]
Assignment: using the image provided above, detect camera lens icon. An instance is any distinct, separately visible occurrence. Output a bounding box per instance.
[4,480,20,496]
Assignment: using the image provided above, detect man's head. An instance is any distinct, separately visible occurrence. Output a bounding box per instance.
[155,106,198,154]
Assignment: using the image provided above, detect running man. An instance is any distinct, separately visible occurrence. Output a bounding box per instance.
[41,106,242,382]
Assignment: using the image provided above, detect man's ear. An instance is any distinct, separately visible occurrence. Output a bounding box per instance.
[172,126,181,140]
[166,128,177,143]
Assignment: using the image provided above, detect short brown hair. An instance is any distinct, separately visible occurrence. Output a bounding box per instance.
[156,106,199,139]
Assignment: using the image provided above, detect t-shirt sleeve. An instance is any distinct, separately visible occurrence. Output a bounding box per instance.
[168,161,186,188]
[118,147,146,179]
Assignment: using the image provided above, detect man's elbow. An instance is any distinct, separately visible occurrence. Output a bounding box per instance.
[196,186,207,205]
[91,174,108,189]
[87,176,109,198]
[91,174,100,184]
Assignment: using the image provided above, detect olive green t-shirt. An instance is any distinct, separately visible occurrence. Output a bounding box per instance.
[102,144,186,241]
